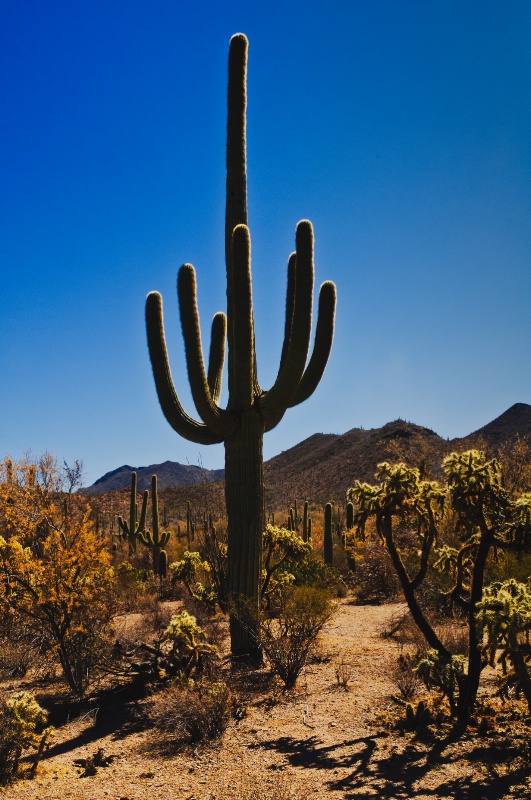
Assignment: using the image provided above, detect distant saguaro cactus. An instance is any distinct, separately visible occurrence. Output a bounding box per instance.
[346,501,354,531]
[324,503,333,565]
[139,475,171,575]
[302,500,310,543]
[145,34,336,661]
[117,472,148,554]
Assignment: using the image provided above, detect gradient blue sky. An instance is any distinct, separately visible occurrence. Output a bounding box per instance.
[2,1,530,486]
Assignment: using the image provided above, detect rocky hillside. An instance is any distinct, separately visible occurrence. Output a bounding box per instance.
[264,403,531,506]
[86,403,531,504]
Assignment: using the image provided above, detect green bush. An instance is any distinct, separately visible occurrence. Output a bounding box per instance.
[259,586,334,688]
[290,550,342,593]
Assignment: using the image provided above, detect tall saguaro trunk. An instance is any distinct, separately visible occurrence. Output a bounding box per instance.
[225,412,265,659]
[145,34,336,662]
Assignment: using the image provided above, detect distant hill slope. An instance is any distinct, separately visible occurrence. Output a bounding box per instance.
[264,403,531,506]
[457,402,531,448]
[263,419,447,507]
[86,403,531,502]
[87,460,225,494]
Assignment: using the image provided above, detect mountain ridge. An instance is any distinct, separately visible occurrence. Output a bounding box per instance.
[86,403,531,499]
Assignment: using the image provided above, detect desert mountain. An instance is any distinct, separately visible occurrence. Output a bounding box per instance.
[87,460,224,495]
[86,403,531,503]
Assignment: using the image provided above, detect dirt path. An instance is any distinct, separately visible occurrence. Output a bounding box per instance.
[4,600,531,800]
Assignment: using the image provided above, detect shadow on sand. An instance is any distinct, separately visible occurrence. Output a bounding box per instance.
[249,731,531,799]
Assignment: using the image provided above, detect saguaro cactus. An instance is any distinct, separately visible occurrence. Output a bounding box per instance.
[324,502,333,565]
[302,501,310,543]
[117,472,148,554]
[139,475,171,575]
[145,34,336,661]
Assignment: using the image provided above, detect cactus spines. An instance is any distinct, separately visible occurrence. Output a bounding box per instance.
[145,34,336,661]
[324,502,333,565]
[117,471,148,554]
[139,475,171,575]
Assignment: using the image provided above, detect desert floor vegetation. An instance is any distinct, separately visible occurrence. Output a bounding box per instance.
[2,448,531,798]
[2,601,531,799]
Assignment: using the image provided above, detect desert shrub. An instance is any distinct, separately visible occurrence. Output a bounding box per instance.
[0,632,42,678]
[390,651,422,701]
[290,550,343,594]
[0,455,118,696]
[259,586,334,688]
[351,538,400,603]
[169,550,218,609]
[0,691,51,785]
[148,679,231,746]
[334,658,355,690]
[261,525,312,605]
[115,560,152,610]
[437,620,469,658]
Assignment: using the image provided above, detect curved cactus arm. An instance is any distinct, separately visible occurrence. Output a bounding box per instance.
[178,265,237,438]
[207,312,226,403]
[138,488,149,533]
[139,528,171,548]
[138,529,151,547]
[288,279,336,408]
[125,470,139,536]
[228,224,256,408]
[145,291,224,445]
[261,220,314,423]
[278,252,296,373]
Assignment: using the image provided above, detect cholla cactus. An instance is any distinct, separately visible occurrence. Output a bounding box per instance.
[170,550,214,605]
[476,578,531,711]
[261,524,312,602]
[0,691,51,784]
[160,611,219,678]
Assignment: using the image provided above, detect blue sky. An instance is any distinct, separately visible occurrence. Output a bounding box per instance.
[1,1,530,486]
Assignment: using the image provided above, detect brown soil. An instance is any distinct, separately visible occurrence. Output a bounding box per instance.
[4,600,531,800]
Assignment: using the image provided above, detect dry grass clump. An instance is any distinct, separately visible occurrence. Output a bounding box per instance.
[334,658,355,689]
[147,679,232,748]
